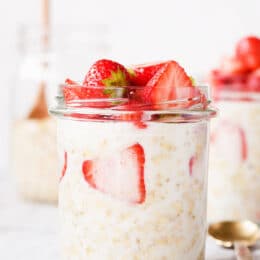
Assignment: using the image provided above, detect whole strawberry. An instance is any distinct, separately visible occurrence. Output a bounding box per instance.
[83,59,131,98]
[236,36,260,71]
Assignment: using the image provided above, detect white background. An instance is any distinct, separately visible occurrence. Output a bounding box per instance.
[1,0,260,172]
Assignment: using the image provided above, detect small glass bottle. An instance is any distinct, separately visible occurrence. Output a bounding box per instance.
[11,24,110,203]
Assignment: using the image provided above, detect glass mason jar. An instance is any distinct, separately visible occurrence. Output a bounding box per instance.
[50,85,216,259]
[11,25,110,203]
[208,90,260,223]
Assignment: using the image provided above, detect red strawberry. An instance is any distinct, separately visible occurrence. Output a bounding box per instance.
[82,143,146,204]
[236,36,260,71]
[247,70,260,92]
[83,59,130,98]
[65,78,78,85]
[60,152,67,180]
[128,61,166,86]
[145,61,193,104]
[63,85,90,102]
[220,56,248,74]
[63,60,131,104]
[133,61,204,108]
[211,121,247,162]
[115,107,147,129]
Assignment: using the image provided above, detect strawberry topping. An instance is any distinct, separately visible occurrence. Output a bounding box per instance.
[210,35,260,95]
[144,61,193,104]
[128,61,166,86]
[62,59,208,121]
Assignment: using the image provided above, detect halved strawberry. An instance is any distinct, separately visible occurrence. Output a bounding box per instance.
[115,107,147,129]
[82,143,146,204]
[247,69,260,92]
[145,61,193,104]
[83,59,130,98]
[236,36,260,71]
[211,121,247,162]
[131,61,207,108]
[63,85,90,102]
[63,60,131,104]
[128,61,167,86]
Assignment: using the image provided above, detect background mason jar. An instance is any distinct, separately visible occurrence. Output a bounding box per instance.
[10,24,110,203]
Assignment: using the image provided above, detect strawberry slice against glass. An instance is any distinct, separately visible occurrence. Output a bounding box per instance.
[82,143,146,204]
[211,121,248,162]
[63,59,131,104]
[247,69,260,92]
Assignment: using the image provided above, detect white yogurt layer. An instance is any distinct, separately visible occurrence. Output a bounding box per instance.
[12,118,58,203]
[208,100,260,222]
[58,119,209,260]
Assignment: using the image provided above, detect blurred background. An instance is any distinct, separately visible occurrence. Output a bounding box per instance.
[1,0,259,173]
[0,1,259,259]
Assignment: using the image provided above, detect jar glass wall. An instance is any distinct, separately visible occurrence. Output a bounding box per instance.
[208,91,260,222]
[50,85,216,259]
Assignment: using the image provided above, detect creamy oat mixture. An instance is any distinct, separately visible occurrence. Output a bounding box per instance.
[58,119,209,260]
[208,100,260,222]
[12,117,58,203]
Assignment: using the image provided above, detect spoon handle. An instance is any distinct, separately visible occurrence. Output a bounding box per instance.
[234,242,253,260]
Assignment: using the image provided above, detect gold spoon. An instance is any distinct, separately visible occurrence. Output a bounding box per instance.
[208,220,260,260]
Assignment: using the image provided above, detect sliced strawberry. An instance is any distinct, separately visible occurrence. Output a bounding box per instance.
[144,61,193,104]
[211,121,248,162]
[128,61,167,86]
[63,85,91,102]
[247,70,260,92]
[128,61,206,109]
[63,60,131,104]
[60,152,67,181]
[83,59,130,98]
[63,85,125,108]
[116,109,147,129]
[84,59,130,86]
[82,143,146,204]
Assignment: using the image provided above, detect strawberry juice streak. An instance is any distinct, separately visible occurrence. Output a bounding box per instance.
[54,116,212,260]
[208,92,260,223]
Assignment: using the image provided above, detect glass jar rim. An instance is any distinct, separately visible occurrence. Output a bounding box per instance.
[49,85,217,123]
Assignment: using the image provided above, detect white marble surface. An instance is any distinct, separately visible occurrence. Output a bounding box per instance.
[1,176,260,260]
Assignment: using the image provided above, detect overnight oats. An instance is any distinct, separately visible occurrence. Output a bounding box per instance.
[208,36,260,222]
[12,83,58,203]
[11,26,59,203]
[50,59,216,259]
